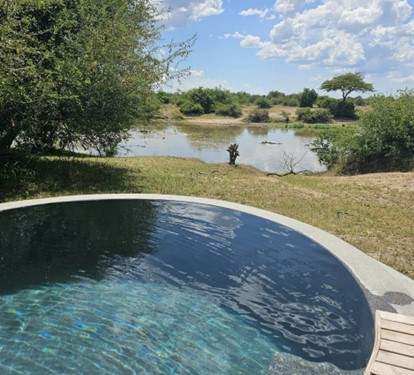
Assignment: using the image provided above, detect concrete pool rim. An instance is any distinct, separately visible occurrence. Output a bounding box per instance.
[1,193,413,317]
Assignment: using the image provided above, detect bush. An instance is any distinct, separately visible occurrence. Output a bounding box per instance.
[179,101,204,116]
[296,108,332,123]
[254,97,272,109]
[247,108,270,122]
[300,88,318,107]
[282,96,300,107]
[215,103,242,118]
[351,96,367,106]
[317,97,356,118]
[312,91,414,173]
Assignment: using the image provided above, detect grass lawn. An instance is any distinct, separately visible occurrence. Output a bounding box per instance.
[2,155,413,279]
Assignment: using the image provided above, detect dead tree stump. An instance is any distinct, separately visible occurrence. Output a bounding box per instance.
[227,143,239,165]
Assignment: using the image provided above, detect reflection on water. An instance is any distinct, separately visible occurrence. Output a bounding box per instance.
[118,125,326,173]
[0,200,373,373]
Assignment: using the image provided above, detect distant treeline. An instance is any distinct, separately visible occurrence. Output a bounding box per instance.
[155,87,370,121]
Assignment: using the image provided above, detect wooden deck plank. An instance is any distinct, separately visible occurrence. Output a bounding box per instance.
[382,330,414,346]
[376,351,414,370]
[364,311,414,375]
[380,312,414,326]
[381,320,414,336]
[371,362,414,375]
[380,339,414,357]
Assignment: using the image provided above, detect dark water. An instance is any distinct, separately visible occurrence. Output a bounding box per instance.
[0,200,373,374]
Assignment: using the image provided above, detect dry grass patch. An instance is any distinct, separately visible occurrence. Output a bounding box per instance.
[3,156,413,279]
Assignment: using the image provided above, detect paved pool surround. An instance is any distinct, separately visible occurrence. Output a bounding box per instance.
[1,194,413,318]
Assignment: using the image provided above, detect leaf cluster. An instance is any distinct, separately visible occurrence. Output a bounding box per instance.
[0,0,193,154]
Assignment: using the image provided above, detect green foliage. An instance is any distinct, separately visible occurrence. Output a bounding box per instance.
[0,0,192,153]
[320,72,374,101]
[282,94,300,107]
[178,87,242,117]
[350,96,367,106]
[254,97,272,109]
[215,103,242,118]
[179,101,205,116]
[178,88,215,114]
[300,88,318,107]
[296,108,332,123]
[268,92,283,105]
[247,109,269,123]
[312,91,414,173]
[317,97,356,118]
[233,91,252,105]
[311,128,348,169]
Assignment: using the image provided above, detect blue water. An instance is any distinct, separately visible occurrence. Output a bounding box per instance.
[0,200,373,374]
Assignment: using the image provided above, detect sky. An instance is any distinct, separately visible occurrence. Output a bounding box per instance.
[154,0,414,96]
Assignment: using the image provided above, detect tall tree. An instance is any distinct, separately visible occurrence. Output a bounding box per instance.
[0,0,193,154]
[300,88,318,107]
[320,72,374,102]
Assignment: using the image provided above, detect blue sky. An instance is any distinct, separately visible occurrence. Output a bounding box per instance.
[156,0,414,96]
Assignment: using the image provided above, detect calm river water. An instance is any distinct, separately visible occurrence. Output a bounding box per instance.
[117,125,325,174]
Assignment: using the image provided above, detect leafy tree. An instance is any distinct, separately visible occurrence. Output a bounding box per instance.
[215,103,242,118]
[312,91,414,173]
[254,97,272,109]
[320,72,374,102]
[0,0,193,154]
[296,108,332,123]
[318,97,357,119]
[300,88,318,107]
[178,87,241,117]
[247,108,269,123]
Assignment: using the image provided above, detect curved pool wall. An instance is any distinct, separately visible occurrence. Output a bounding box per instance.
[1,194,413,316]
[1,194,413,374]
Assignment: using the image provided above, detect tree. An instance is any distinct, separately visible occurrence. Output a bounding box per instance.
[300,88,318,107]
[320,72,374,102]
[0,0,193,154]
[312,91,414,173]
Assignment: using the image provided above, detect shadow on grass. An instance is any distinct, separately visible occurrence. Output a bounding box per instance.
[0,155,143,202]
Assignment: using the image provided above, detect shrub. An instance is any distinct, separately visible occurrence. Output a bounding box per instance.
[312,91,414,173]
[300,88,318,107]
[254,97,272,109]
[215,103,242,118]
[296,108,332,123]
[179,101,204,116]
[282,96,300,107]
[351,96,367,106]
[317,97,356,118]
[247,108,270,122]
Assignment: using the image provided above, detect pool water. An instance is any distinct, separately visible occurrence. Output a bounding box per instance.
[0,200,373,374]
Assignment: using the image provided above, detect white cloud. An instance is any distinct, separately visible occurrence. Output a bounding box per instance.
[239,8,270,18]
[190,69,204,77]
[156,0,224,29]
[241,0,414,71]
[190,0,224,20]
[223,31,244,39]
[274,0,315,14]
[240,35,264,48]
[222,32,265,49]
[387,71,414,83]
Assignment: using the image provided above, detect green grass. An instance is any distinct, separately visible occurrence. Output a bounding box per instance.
[2,155,413,279]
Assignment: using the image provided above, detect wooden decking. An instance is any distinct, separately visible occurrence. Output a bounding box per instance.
[364,310,414,375]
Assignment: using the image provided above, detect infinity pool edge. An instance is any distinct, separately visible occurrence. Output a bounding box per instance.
[1,193,413,317]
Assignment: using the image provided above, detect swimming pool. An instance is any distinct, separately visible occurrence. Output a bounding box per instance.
[0,197,373,374]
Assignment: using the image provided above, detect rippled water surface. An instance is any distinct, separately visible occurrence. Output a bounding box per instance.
[118,125,325,173]
[0,200,373,374]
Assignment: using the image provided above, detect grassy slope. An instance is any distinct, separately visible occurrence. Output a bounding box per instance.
[3,156,413,279]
